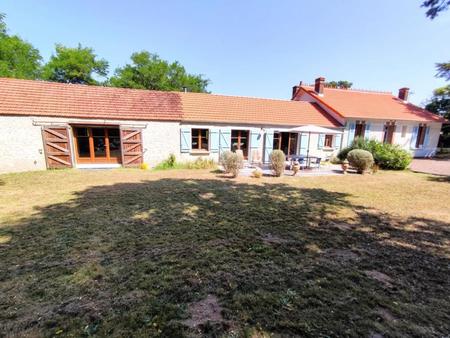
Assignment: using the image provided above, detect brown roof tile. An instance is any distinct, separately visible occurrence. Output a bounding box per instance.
[0,77,183,121]
[180,91,342,127]
[299,85,445,123]
[0,77,342,127]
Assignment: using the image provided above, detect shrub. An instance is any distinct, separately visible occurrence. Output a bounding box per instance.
[220,150,233,173]
[270,150,286,177]
[154,155,216,171]
[252,167,263,178]
[347,149,374,173]
[139,162,149,170]
[338,137,411,170]
[374,143,412,170]
[221,151,243,177]
[185,157,217,170]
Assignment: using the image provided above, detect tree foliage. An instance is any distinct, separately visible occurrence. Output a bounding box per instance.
[109,51,209,92]
[426,85,450,147]
[42,44,109,84]
[0,13,42,79]
[325,80,353,89]
[422,0,450,19]
[436,61,450,81]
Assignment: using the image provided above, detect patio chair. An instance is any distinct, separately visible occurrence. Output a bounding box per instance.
[310,157,321,169]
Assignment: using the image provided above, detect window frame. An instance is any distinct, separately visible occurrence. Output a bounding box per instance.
[324,134,333,148]
[191,128,210,152]
[354,121,366,139]
[415,125,426,149]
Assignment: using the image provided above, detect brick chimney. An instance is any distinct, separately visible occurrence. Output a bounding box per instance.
[398,87,409,101]
[315,77,325,95]
[292,85,299,100]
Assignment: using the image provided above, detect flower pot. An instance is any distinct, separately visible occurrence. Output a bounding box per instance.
[341,160,349,174]
[292,161,300,176]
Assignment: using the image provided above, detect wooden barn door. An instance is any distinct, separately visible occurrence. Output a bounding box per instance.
[42,126,73,169]
[120,128,144,167]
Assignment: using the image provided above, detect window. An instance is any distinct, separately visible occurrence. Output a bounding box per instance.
[231,130,249,158]
[354,122,365,138]
[401,125,407,138]
[324,135,333,148]
[416,125,426,148]
[273,132,297,155]
[191,129,209,151]
[383,123,396,144]
[273,132,281,151]
[73,126,121,163]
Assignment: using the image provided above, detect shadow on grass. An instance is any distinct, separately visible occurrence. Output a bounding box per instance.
[0,178,449,337]
[427,175,450,183]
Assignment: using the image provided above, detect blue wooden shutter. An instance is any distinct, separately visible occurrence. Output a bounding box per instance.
[365,123,371,139]
[410,126,418,149]
[334,133,342,149]
[250,130,261,161]
[264,130,274,163]
[180,127,191,153]
[317,134,325,149]
[210,129,219,152]
[219,129,231,154]
[423,126,430,147]
[299,133,308,156]
[347,123,355,146]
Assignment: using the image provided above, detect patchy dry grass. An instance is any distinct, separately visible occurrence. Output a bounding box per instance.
[0,169,449,337]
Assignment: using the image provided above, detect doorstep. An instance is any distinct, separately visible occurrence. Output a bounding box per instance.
[76,164,122,169]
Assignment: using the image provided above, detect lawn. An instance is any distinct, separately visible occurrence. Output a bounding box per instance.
[0,169,449,337]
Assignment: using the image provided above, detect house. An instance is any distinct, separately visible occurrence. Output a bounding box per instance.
[0,77,445,173]
[292,77,445,158]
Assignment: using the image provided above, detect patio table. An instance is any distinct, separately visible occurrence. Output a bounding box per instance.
[290,155,318,169]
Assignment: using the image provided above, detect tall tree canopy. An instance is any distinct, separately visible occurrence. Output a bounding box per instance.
[325,80,353,89]
[109,51,209,92]
[42,44,109,85]
[422,0,450,19]
[0,13,42,79]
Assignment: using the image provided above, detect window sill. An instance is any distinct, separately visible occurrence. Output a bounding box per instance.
[322,147,335,151]
[190,150,210,155]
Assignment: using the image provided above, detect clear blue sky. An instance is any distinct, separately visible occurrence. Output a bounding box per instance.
[2,0,449,105]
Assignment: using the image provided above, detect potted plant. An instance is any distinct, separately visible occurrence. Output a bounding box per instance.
[292,160,300,176]
[341,159,349,174]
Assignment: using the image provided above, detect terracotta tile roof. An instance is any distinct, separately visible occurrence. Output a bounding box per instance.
[0,77,342,127]
[0,77,183,121]
[298,85,446,123]
[180,91,342,127]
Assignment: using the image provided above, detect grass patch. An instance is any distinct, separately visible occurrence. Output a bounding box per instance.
[0,169,449,336]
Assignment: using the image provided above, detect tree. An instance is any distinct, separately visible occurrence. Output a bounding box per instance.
[436,61,450,81]
[325,80,353,89]
[422,0,450,19]
[0,13,42,79]
[109,51,209,92]
[42,44,108,85]
[426,85,450,147]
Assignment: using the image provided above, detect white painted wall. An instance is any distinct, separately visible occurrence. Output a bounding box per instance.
[0,116,181,173]
[0,116,47,173]
[342,119,442,157]
[178,123,264,163]
[179,123,344,164]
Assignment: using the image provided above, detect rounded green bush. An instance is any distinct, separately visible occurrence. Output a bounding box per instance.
[338,138,412,170]
[347,149,374,174]
[270,150,286,177]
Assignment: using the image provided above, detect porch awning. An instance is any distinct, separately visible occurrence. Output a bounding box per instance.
[288,125,343,134]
